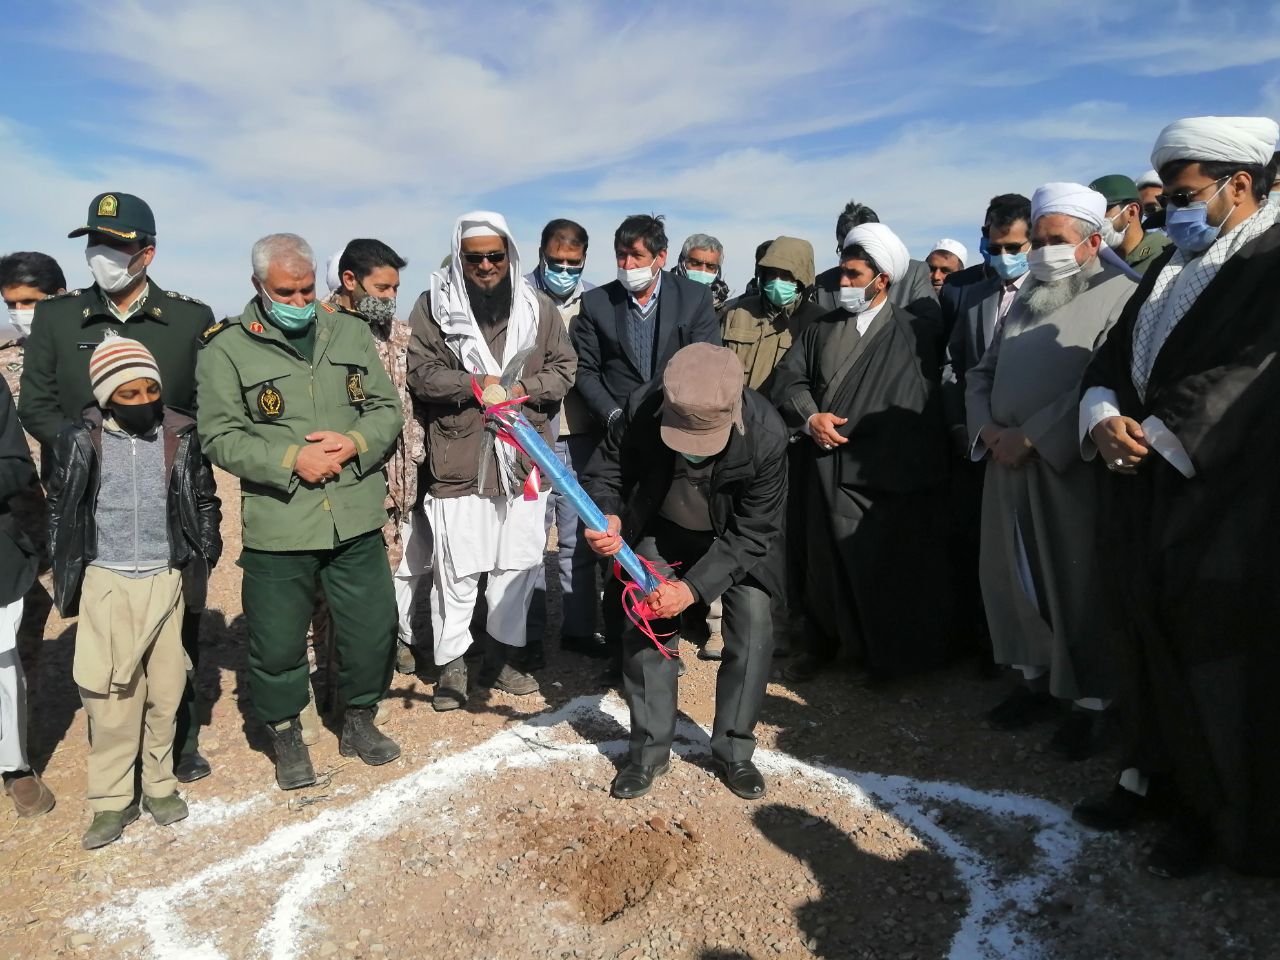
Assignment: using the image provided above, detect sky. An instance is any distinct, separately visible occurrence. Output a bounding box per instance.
[3,0,1280,317]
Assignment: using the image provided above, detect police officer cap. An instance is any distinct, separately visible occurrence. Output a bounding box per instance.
[68,192,157,242]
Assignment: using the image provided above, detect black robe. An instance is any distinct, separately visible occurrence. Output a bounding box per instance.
[1081,221,1280,874]
[772,303,955,679]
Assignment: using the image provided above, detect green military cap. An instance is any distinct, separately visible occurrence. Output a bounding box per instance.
[68,192,157,242]
[1088,175,1140,208]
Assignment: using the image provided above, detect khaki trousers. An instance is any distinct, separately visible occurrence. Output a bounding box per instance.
[76,568,186,813]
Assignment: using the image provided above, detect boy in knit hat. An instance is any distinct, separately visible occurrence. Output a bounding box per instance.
[46,333,221,849]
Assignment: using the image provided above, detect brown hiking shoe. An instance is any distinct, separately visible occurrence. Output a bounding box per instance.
[5,771,55,818]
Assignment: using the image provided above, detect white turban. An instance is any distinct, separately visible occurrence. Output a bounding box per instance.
[929,238,968,267]
[1031,182,1107,227]
[1135,169,1162,189]
[461,222,502,240]
[324,251,343,295]
[842,223,910,283]
[1151,116,1279,171]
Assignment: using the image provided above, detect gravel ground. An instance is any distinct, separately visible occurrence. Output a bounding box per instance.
[1,471,1278,960]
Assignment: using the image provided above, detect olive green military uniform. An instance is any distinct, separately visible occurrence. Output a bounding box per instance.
[196,297,404,725]
[1124,230,1172,277]
[19,278,213,761]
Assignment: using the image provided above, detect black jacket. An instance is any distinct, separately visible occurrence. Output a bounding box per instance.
[47,407,222,617]
[581,388,788,602]
[939,268,1002,427]
[570,272,721,432]
[0,378,38,606]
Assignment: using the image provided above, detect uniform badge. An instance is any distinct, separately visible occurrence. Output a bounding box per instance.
[248,320,265,334]
[97,194,119,218]
[257,383,284,419]
[346,371,366,403]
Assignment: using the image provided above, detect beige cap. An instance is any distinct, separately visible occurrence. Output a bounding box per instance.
[660,343,745,456]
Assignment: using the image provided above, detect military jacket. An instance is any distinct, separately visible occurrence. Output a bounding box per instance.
[19,280,212,450]
[196,298,403,552]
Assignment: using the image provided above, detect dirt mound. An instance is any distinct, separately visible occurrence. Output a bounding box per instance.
[518,808,701,923]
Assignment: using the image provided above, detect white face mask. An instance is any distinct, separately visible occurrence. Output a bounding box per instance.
[838,277,879,314]
[7,308,34,338]
[86,244,145,293]
[1027,240,1086,283]
[618,263,656,293]
[1099,211,1128,250]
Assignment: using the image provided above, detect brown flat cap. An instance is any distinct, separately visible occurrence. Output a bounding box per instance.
[660,343,745,456]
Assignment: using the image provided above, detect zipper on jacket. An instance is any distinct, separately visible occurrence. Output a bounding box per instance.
[131,435,139,572]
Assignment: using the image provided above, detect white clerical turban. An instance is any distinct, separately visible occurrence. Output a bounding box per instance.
[842,223,910,282]
[324,251,343,295]
[1151,116,1279,171]
[929,238,968,266]
[1135,169,1162,189]
[1031,182,1106,227]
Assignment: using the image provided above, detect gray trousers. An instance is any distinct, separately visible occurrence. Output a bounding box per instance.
[624,519,774,767]
[528,432,602,641]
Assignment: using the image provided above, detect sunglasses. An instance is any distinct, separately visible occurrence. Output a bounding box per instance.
[1158,177,1228,209]
[462,251,507,265]
[986,241,1029,256]
[545,260,584,273]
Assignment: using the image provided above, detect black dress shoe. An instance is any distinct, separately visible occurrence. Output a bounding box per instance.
[1048,710,1111,761]
[717,759,766,800]
[986,687,1060,730]
[174,752,212,784]
[611,760,671,800]
[1072,784,1148,831]
[1147,814,1212,879]
[562,632,610,660]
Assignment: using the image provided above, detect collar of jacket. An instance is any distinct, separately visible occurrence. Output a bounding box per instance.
[81,404,195,466]
[84,279,168,326]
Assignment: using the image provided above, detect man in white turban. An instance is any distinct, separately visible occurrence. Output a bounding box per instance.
[926,238,967,294]
[406,212,577,711]
[966,182,1137,761]
[771,221,955,684]
[1074,116,1280,880]
[1135,169,1164,225]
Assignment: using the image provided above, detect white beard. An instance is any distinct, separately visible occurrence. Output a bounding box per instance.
[1020,272,1088,317]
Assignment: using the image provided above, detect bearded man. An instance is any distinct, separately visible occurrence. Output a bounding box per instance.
[965,183,1136,760]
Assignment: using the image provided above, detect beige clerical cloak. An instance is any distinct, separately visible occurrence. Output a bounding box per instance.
[965,259,1136,700]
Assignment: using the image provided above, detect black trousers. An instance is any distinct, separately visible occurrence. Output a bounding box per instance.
[624,519,774,767]
[173,609,202,758]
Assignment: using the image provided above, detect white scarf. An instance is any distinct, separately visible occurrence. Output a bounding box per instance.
[429,211,541,495]
[1130,199,1280,398]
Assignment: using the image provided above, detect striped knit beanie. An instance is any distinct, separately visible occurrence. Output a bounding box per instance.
[89,332,162,407]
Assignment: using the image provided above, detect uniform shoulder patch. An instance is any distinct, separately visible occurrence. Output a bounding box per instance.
[318,300,336,314]
[46,289,82,301]
[199,317,236,345]
[165,289,208,307]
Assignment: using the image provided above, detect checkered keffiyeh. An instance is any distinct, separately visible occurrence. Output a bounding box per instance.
[1130,199,1280,398]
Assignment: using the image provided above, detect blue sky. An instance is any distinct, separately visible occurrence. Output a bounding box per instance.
[3,0,1279,316]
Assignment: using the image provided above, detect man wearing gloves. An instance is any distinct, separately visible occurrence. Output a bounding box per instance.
[407,212,575,711]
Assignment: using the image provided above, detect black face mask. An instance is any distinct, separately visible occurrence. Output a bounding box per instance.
[111,399,164,435]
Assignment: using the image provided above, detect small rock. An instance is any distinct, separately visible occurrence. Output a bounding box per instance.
[69,934,95,948]
[319,943,339,957]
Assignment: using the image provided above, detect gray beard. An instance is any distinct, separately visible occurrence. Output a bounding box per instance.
[1020,272,1088,317]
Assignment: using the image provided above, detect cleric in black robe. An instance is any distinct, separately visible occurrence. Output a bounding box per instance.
[772,222,954,682]
[1074,115,1280,879]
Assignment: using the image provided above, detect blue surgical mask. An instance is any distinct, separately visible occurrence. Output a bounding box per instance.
[262,294,316,332]
[542,264,580,297]
[1165,180,1232,254]
[989,252,1028,281]
[681,453,710,464]
[762,278,798,308]
[685,269,716,286]
[978,236,991,263]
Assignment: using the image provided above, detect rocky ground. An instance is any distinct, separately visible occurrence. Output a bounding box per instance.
[1,473,1278,960]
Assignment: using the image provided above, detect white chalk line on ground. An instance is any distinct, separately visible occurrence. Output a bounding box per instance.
[75,694,1092,960]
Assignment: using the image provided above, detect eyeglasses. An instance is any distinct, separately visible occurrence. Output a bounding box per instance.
[462,251,507,265]
[986,241,1029,256]
[1158,177,1228,209]
[545,260,584,274]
